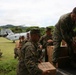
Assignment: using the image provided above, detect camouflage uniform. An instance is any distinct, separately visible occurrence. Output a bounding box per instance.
[52,13,76,63]
[17,41,43,75]
[14,39,27,59]
[0,49,2,57]
[39,31,53,62]
[14,41,21,59]
[18,39,28,60]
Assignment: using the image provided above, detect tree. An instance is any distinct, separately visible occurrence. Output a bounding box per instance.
[11,27,22,33]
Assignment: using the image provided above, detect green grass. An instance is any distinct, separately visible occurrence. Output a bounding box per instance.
[0,37,18,75]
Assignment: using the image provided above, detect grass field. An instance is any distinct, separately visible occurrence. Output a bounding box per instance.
[0,37,18,75]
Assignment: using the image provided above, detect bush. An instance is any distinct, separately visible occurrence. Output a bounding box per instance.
[0,59,17,74]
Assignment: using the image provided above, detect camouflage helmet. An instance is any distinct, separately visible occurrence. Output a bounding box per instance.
[30,28,40,35]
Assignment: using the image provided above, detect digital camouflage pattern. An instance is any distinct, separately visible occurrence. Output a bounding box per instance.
[52,13,76,63]
[17,41,43,75]
[39,34,53,48]
[14,39,27,59]
[39,33,53,62]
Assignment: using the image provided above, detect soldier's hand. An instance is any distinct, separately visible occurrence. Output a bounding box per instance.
[39,45,43,49]
[47,39,53,43]
[38,59,43,63]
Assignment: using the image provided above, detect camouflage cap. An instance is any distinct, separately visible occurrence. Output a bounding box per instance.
[45,27,51,31]
[30,28,40,35]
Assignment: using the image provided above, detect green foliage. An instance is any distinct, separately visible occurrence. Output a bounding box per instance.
[0,37,18,75]
[0,25,55,34]
[0,59,17,73]
[0,71,16,75]
[47,26,55,32]
[6,70,16,75]
[11,27,22,33]
[25,26,39,32]
[40,27,45,35]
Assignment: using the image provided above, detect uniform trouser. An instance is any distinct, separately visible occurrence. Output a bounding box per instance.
[52,41,61,63]
[17,62,29,75]
[68,44,75,61]
[52,27,62,63]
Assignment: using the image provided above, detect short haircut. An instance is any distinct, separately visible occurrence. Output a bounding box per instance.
[72,7,76,14]
[21,36,25,39]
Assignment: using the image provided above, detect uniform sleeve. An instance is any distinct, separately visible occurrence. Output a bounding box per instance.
[39,36,45,48]
[59,19,73,44]
[24,46,43,75]
[39,36,43,45]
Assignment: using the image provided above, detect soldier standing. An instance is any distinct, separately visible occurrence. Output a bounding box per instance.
[52,7,76,67]
[17,28,49,75]
[14,36,27,59]
[39,27,53,62]
[0,49,2,57]
[14,36,22,59]
[26,32,30,40]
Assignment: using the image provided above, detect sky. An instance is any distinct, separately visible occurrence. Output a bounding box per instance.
[0,0,76,27]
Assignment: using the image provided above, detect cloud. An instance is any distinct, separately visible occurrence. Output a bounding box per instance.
[0,0,76,27]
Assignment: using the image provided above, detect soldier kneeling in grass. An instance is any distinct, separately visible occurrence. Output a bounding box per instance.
[0,49,2,57]
[14,36,28,59]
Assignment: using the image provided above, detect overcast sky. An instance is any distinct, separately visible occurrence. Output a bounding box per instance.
[0,0,76,27]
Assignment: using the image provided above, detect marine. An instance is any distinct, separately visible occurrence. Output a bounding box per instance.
[52,7,76,67]
[17,28,49,75]
[39,27,53,62]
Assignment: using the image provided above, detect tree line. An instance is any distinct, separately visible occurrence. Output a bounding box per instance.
[0,25,55,35]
